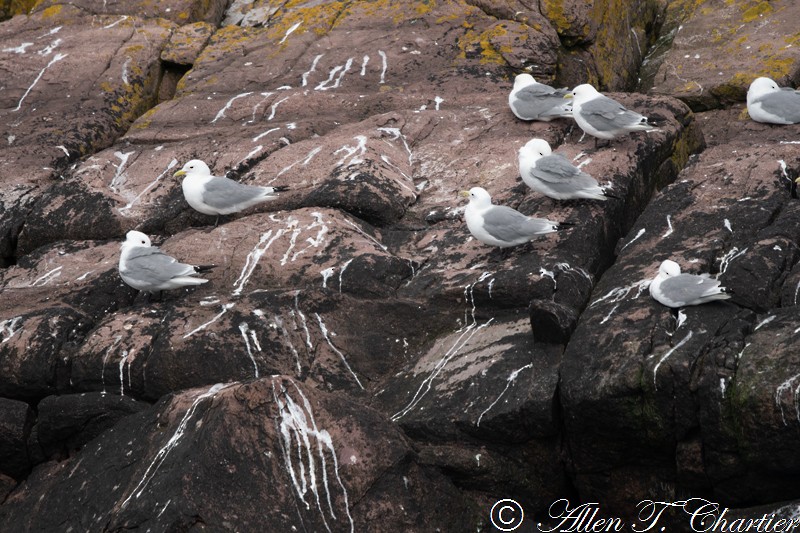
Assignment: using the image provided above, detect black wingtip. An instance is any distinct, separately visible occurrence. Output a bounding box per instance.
[273,185,290,193]
[791,179,798,199]
[195,264,216,273]
[557,221,576,227]
[603,191,621,200]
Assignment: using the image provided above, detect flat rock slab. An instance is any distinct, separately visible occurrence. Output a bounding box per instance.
[649,0,800,109]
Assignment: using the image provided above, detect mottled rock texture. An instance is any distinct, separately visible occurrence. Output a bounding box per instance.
[1,0,800,531]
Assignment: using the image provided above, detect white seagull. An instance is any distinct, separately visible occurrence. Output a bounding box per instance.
[518,138,614,200]
[566,84,654,144]
[747,77,800,124]
[174,159,288,225]
[649,259,731,308]
[118,231,210,294]
[460,186,564,248]
[508,73,573,122]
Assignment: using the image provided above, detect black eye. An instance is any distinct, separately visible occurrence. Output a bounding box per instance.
[141,240,146,244]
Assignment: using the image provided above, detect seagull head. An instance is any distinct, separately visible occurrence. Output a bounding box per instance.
[747,77,780,101]
[123,230,151,249]
[513,73,536,89]
[567,83,600,103]
[459,186,493,207]
[520,138,552,161]
[658,259,681,279]
[173,159,211,179]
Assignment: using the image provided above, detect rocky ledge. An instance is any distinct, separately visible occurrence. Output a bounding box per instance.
[1,0,800,531]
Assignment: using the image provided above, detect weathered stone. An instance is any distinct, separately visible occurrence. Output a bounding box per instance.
[161,21,214,65]
[0,378,477,531]
[649,0,800,110]
[0,398,32,480]
[35,393,146,458]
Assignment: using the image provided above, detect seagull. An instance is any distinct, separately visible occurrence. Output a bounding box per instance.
[566,84,654,146]
[508,73,573,122]
[747,77,800,124]
[518,138,615,200]
[118,230,211,296]
[460,186,564,248]
[649,259,731,308]
[174,159,288,225]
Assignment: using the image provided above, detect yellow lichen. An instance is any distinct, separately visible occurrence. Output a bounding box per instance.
[741,1,771,23]
[39,4,62,18]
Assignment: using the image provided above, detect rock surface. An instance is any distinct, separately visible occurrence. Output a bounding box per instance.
[1,0,800,531]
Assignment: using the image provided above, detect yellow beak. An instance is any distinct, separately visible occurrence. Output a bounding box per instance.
[564,93,573,99]
[459,190,470,197]
[173,169,187,178]
[795,177,800,184]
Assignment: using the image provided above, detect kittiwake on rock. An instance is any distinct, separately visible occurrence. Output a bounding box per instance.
[118,230,210,293]
[747,77,800,124]
[649,259,731,308]
[174,159,288,223]
[518,138,614,200]
[566,84,654,143]
[460,187,563,248]
[508,73,573,122]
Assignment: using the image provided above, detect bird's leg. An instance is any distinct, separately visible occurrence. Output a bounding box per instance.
[214,215,220,228]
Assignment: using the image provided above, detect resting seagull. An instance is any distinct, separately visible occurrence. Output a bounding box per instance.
[566,84,654,146]
[518,138,615,200]
[649,259,731,308]
[118,230,211,296]
[508,74,573,122]
[747,77,800,124]
[460,186,564,248]
[174,159,288,225]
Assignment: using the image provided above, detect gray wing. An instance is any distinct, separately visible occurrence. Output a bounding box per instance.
[482,205,557,242]
[124,247,197,283]
[202,176,271,211]
[660,274,724,303]
[533,155,596,185]
[512,85,572,119]
[580,95,647,129]
[515,83,568,100]
[756,90,800,122]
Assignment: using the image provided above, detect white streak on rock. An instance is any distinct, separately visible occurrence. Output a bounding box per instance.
[315,314,364,390]
[118,159,178,215]
[183,303,235,338]
[718,247,747,275]
[272,380,354,533]
[14,52,67,111]
[238,322,261,378]
[302,54,324,87]
[211,92,254,124]
[342,217,388,251]
[755,315,776,331]
[338,258,354,293]
[620,228,646,251]
[120,383,232,509]
[652,331,693,389]
[267,95,290,121]
[279,21,302,44]
[359,55,369,75]
[3,42,33,53]
[724,218,732,233]
[253,127,280,142]
[277,146,322,177]
[0,317,23,344]
[110,150,136,193]
[233,229,287,296]
[103,16,128,29]
[246,92,274,124]
[476,363,533,427]
[378,50,387,83]
[434,96,443,110]
[30,266,62,287]
[320,267,335,288]
[293,292,313,350]
[662,215,674,238]
[334,136,368,167]
[590,279,651,308]
[775,373,800,426]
